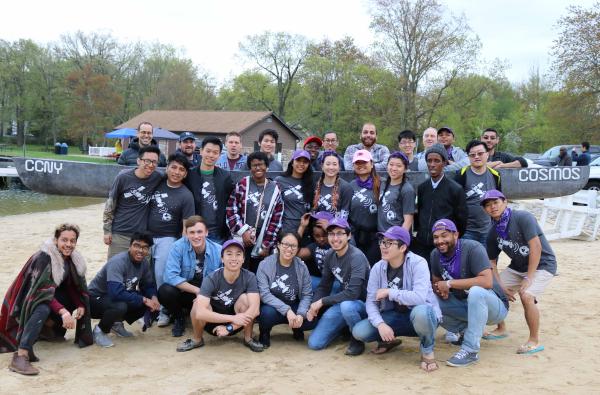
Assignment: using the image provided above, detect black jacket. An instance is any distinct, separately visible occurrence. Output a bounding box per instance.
[117,138,167,167]
[415,175,467,247]
[184,166,234,240]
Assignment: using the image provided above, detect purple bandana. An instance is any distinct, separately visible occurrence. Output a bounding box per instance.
[440,239,462,279]
[446,146,454,161]
[356,175,374,189]
[494,207,512,239]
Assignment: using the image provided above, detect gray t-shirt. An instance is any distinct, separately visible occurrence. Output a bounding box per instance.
[88,251,154,297]
[315,178,352,219]
[486,210,557,274]
[244,179,274,232]
[377,181,416,232]
[275,176,311,233]
[109,169,164,235]
[147,180,195,238]
[268,159,284,172]
[306,242,331,276]
[431,239,508,308]
[199,173,219,236]
[199,268,259,313]
[386,264,404,290]
[270,263,299,305]
[464,169,496,234]
[349,179,378,231]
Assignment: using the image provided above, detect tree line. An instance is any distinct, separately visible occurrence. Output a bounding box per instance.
[0,0,597,154]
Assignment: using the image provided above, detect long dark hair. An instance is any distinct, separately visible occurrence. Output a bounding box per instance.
[382,151,409,205]
[283,157,315,206]
[313,151,340,211]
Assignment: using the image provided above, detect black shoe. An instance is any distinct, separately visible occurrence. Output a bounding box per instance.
[244,338,265,352]
[259,331,271,349]
[171,317,185,337]
[292,329,304,341]
[345,338,365,356]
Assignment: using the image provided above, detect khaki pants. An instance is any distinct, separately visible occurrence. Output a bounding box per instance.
[107,233,132,260]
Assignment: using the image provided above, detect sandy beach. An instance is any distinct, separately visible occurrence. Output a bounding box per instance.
[1,203,599,394]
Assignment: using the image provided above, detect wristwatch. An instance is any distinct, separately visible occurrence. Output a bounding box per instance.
[225,324,234,333]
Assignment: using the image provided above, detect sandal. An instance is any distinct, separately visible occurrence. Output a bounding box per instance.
[482,331,508,340]
[420,356,439,372]
[371,339,402,354]
[517,343,544,355]
[244,338,265,352]
[176,338,205,352]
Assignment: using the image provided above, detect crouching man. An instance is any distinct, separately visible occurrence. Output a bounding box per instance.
[352,226,441,372]
[176,240,264,352]
[88,232,160,348]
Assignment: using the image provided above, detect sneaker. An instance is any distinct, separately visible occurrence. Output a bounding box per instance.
[244,338,265,352]
[93,325,114,348]
[111,322,134,338]
[446,348,479,367]
[157,312,171,327]
[176,338,204,352]
[445,331,460,344]
[171,317,185,337]
[344,338,365,356]
[259,331,271,349]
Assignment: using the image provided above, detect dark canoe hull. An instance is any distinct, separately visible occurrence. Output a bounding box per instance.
[13,157,590,200]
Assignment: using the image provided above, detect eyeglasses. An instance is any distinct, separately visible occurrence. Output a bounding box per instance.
[250,163,267,169]
[279,242,298,250]
[327,231,347,238]
[140,159,158,166]
[399,140,415,146]
[468,152,487,158]
[379,239,399,248]
[324,139,337,143]
[131,242,150,253]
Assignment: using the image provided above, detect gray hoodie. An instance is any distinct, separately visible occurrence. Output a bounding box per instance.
[256,254,313,317]
[366,252,442,328]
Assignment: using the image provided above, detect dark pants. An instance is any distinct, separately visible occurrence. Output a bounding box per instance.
[410,237,434,267]
[354,229,381,265]
[89,294,146,333]
[258,303,317,335]
[158,284,196,319]
[243,245,263,273]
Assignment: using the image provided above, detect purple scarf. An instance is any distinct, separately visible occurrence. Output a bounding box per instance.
[494,207,512,239]
[446,146,454,161]
[356,176,374,189]
[440,239,462,279]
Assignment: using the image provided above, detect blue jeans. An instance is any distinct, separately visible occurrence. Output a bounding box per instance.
[152,236,176,290]
[462,230,488,246]
[437,286,508,353]
[310,276,342,295]
[307,300,366,350]
[352,305,439,355]
[258,303,317,334]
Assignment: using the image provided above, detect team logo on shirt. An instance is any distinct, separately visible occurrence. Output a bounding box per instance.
[466,182,486,199]
[318,194,333,211]
[270,274,297,301]
[388,276,402,290]
[380,190,396,220]
[352,188,377,214]
[332,266,344,284]
[125,277,139,291]
[214,289,234,306]
[247,191,267,220]
[496,237,529,256]
[152,191,173,222]
[201,181,218,210]
[123,186,152,204]
[314,246,329,272]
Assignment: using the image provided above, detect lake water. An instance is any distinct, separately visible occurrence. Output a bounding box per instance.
[0,188,104,217]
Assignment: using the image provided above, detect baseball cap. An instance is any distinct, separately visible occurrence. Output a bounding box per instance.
[221,239,244,256]
[179,132,195,142]
[304,136,323,147]
[431,219,457,234]
[291,149,311,161]
[378,226,411,247]
[310,211,335,222]
[326,217,351,232]
[352,149,373,163]
[437,127,454,135]
[480,189,506,206]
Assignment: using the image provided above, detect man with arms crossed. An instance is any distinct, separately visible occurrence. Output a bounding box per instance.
[343,123,390,171]
[481,128,527,169]
[176,132,201,168]
[216,131,248,171]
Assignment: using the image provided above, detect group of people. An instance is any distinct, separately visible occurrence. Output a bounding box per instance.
[0,121,557,376]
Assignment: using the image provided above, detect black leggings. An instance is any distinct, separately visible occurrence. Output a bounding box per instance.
[89,295,146,333]
[158,284,196,319]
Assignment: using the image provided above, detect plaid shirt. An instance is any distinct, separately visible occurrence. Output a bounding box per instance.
[226,177,283,252]
[343,143,390,171]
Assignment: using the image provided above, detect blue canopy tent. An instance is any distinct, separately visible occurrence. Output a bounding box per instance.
[105,127,180,140]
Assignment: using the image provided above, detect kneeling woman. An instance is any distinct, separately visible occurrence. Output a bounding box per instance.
[256,232,315,347]
[0,224,92,376]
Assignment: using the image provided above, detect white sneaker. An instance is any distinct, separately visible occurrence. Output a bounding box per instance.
[93,325,114,348]
[157,312,171,327]
[445,331,460,344]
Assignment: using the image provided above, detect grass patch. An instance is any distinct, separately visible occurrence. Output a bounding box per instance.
[0,144,117,164]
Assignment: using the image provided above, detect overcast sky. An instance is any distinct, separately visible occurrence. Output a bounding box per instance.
[3,0,593,84]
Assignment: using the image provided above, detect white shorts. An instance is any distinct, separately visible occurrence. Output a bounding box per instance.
[500,268,554,299]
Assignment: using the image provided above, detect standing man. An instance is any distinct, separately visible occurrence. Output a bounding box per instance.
[258,129,283,171]
[556,147,573,166]
[456,140,501,245]
[89,232,160,348]
[430,219,509,367]
[118,122,166,167]
[216,131,248,171]
[344,123,390,171]
[481,128,527,169]
[176,132,201,168]
[303,136,323,171]
[159,216,222,337]
[397,130,419,171]
[185,137,234,244]
[413,144,467,264]
[103,146,164,259]
[147,153,195,327]
[415,127,437,163]
[435,127,469,171]
[306,218,370,355]
[571,141,592,166]
[482,190,556,355]
[320,131,345,170]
